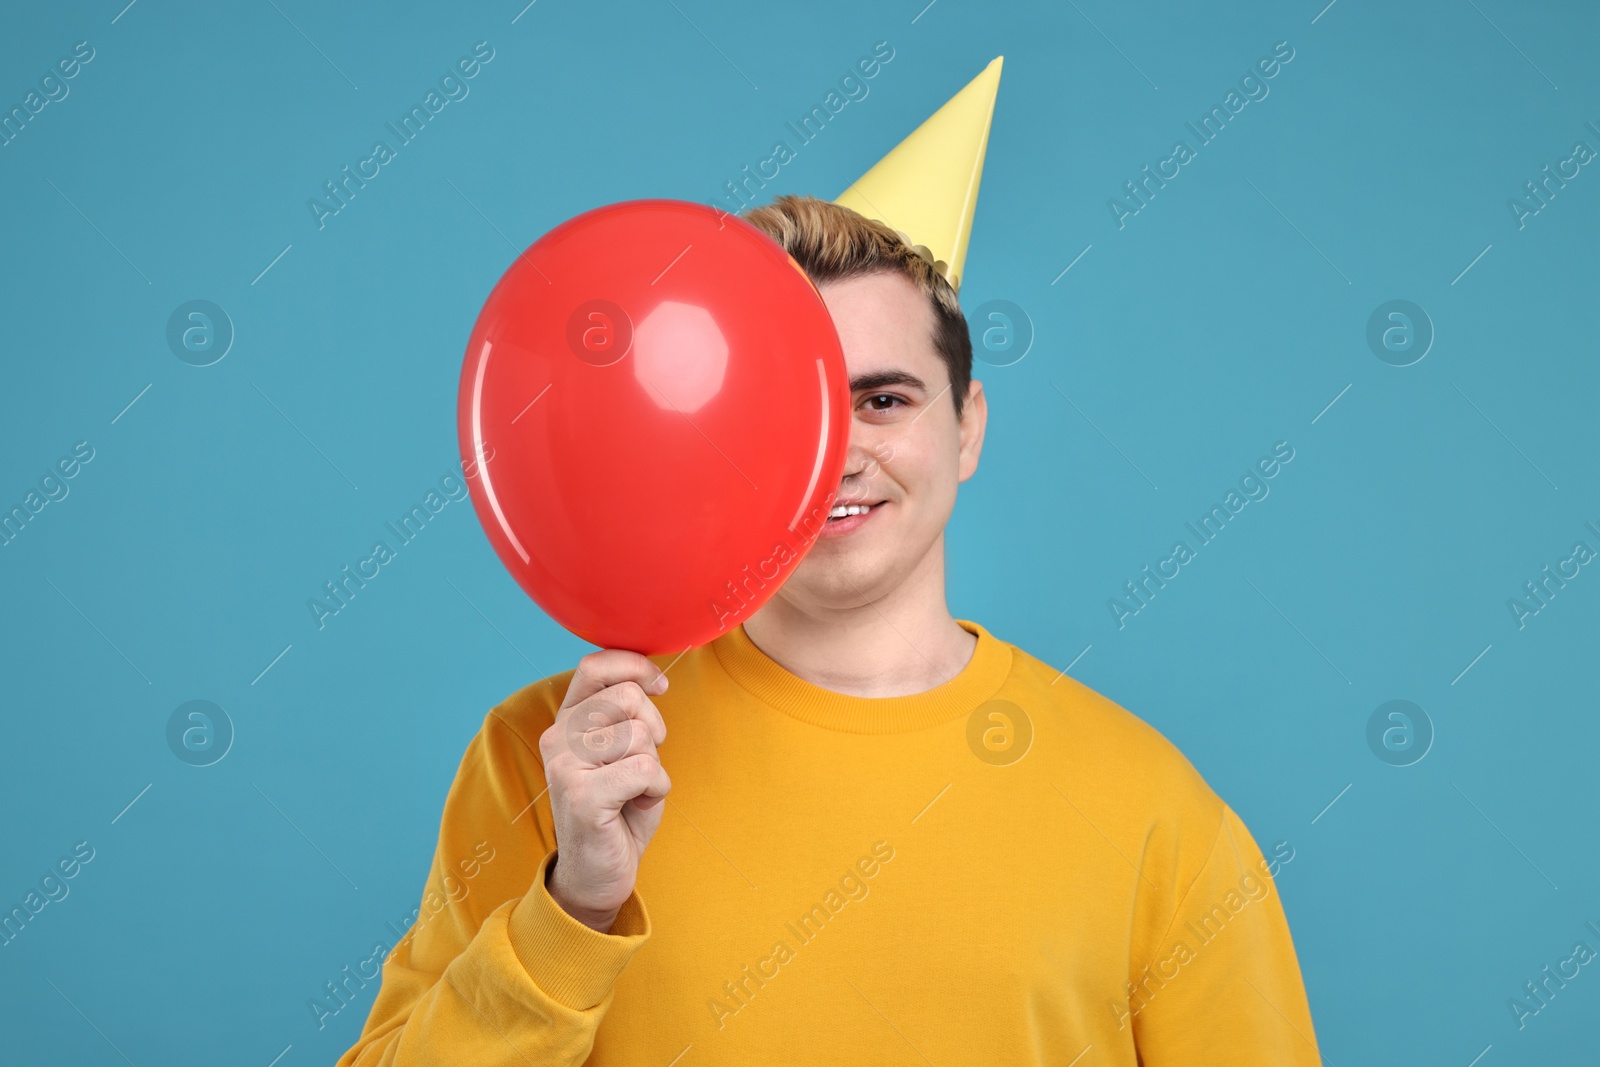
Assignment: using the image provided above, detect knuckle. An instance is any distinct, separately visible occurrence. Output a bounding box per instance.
[561,779,588,807]
[631,718,656,749]
[545,752,575,784]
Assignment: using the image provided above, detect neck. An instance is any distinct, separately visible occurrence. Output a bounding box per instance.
[740,534,978,698]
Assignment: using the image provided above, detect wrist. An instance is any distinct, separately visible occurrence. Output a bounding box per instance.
[546,858,620,934]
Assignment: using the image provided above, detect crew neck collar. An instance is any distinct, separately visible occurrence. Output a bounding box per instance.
[709,618,1013,734]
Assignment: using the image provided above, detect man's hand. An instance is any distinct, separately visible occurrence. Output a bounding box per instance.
[537,650,672,934]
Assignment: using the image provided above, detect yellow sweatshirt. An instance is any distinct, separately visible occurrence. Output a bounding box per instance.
[338,619,1321,1065]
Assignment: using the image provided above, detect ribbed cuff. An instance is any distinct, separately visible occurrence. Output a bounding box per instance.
[506,849,651,1010]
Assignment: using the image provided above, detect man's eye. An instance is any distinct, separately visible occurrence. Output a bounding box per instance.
[864,394,903,411]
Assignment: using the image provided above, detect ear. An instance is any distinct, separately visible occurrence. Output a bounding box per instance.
[956,378,987,483]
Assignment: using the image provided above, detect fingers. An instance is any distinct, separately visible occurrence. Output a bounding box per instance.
[561,649,668,711]
[544,677,668,773]
[576,679,667,745]
[592,752,672,813]
[564,700,662,767]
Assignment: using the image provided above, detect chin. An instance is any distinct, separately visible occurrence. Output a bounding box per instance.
[791,549,903,606]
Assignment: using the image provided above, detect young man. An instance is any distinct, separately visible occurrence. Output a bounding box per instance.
[339,64,1320,1067]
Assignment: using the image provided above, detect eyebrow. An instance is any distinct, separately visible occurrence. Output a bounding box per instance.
[849,370,928,394]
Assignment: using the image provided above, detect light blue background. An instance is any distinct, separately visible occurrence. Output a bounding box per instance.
[1,0,1595,1063]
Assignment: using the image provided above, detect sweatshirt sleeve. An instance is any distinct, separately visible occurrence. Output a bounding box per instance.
[1129,804,1321,1065]
[335,701,652,1065]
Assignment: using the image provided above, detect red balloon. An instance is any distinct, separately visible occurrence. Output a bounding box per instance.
[457,199,851,654]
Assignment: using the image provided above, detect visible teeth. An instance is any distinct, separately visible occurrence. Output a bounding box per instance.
[829,504,874,518]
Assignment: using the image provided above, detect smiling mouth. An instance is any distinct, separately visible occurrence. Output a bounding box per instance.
[827,501,884,522]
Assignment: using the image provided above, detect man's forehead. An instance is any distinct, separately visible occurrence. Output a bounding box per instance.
[820,274,942,382]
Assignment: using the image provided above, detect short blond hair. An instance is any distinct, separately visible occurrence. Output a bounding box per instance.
[739,194,973,419]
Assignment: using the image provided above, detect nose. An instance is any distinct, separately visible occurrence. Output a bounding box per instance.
[834,441,888,504]
[846,433,895,478]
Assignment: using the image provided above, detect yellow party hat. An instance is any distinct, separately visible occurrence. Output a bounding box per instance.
[833,55,1003,294]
